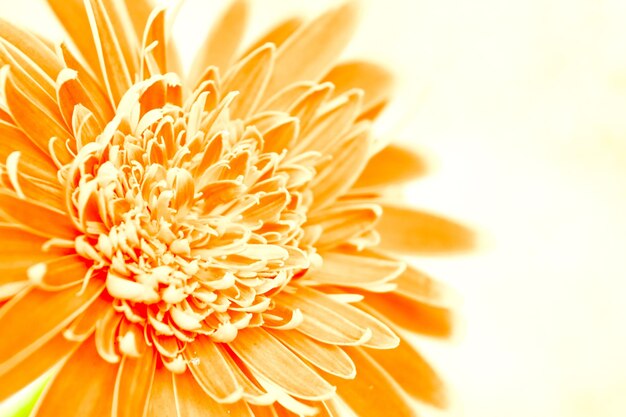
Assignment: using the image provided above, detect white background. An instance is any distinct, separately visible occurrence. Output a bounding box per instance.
[2,0,626,416]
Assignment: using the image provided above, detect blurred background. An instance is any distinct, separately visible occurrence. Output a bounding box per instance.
[2,0,626,416]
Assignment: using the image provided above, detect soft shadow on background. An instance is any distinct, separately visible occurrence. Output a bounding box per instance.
[2,0,626,416]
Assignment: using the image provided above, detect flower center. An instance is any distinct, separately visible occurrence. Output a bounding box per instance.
[65,75,317,351]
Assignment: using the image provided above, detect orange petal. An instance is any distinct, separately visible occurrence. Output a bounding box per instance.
[183,336,243,403]
[113,347,158,417]
[188,0,249,87]
[366,335,447,408]
[83,0,135,105]
[141,6,167,77]
[326,347,414,417]
[0,279,104,373]
[64,294,113,342]
[243,17,303,57]
[0,18,63,78]
[0,121,57,182]
[295,90,362,154]
[0,332,76,402]
[308,203,381,250]
[377,204,475,254]
[359,292,454,338]
[46,0,102,80]
[261,81,315,112]
[354,144,427,188]
[56,68,104,129]
[174,370,254,416]
[57,42,115,122]
[264,1,359,99]
[0,224,70,286]
[124,0,154,43]
[395,264,456,307]
[261,116,299,154]
[32,336,118,417]
[27,254,90,291]
[278,286,398,349]
[310,124,371,210]
[269,329,356,379]
[147,362,179,417]
[222,44,275,119]
[4,73,74,164]
[307,249,404,289]
[0,190,78,239]
[0,39,60,118]
[323,60,394,115]
[249,404,280,417]
[229,327,335,401]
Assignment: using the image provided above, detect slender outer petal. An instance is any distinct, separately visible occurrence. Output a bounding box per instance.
[323,60,394,115]
[0,279,104,373]
[229,327,336,400]
[377,204,475,253]
[188,0,249,87]
[113,347,158,417]
[264,1,360,99]
[32,336,119,417]
[326,347,414,417]
[0,332,76,402]
[354,144,428,188]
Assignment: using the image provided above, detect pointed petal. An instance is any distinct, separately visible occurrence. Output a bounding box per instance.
[296,90,362,154]
[46,0,102,79]
[0,18,63,78]
[222,44,275,119]
[56,68,103,129]
[359,293,454,338]
[0,190,78,239]
[188,0,249,87]
[57,42,115,122]
[0,224,70,285]
[269,329,356,379]
[64,294,113,341]
[278,286,398,349]
[0,332,76,402]
[0,279,105,373]
[264,1,359,99]
[0,121,57,182]
[308,203,381,250]
[307,249,405,289]
[147,363,180,417]
[377,205,475,253]
[323,61,393,115]
[32,336,118,417]
[310,124,372,209]
[395,264,456,307]
[261,81,315,112]
[229,327,335,400]
[243,17,303,57]
[183,336,243,403]
[174,370,254,416]
[113,347,158,417]
[4,73,74,164]
[124,0,155,42]
[27,254,90,291]
[141,6,167,77]
[354,144,427,188]
[83,0,134,105]
[326,347,414,417]
[367,335,447,407]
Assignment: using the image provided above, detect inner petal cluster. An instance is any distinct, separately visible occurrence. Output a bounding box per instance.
[64,74,317,352]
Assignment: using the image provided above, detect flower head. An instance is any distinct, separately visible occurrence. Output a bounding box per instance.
[0,0,473,415]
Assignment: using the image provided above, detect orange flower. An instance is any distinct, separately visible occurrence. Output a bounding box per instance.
[0,0,473,415]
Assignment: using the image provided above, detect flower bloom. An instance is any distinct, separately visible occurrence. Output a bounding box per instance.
[0,0,473,415]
